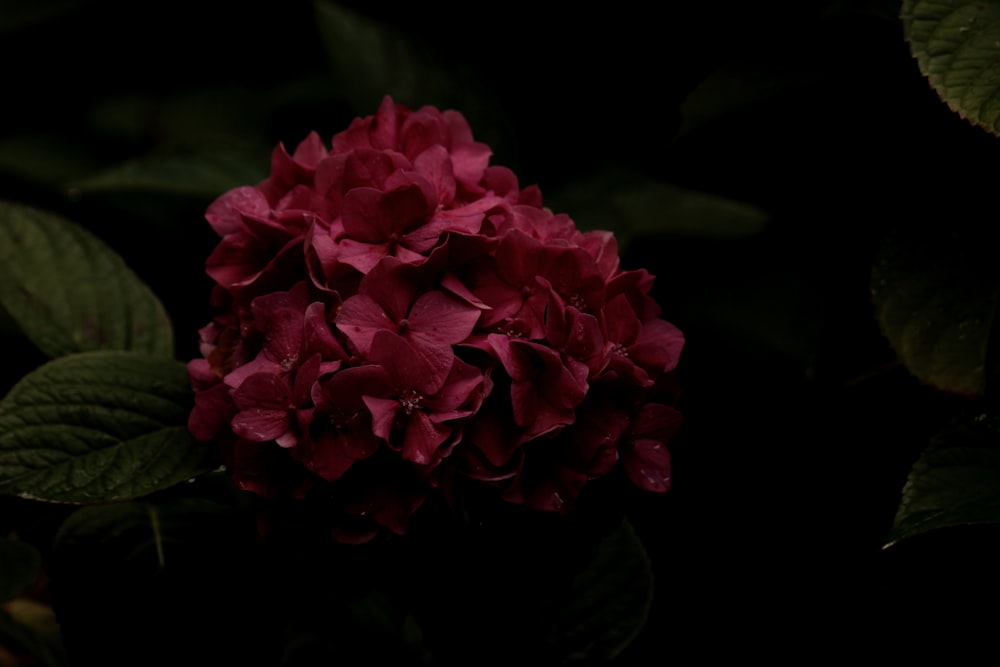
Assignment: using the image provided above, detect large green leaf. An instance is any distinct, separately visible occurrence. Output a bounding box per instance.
[0,351,217,503]
[540,519,653,663]
[886,415,1000,546]
[0,537,41,603]
[0,201,174,359]
[871,224,1000,397]
[903,0,1000,135]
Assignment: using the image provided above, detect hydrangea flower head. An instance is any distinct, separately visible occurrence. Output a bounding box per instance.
[189,97,684,542]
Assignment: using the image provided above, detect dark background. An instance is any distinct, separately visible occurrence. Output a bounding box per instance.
[3,0,1000,663]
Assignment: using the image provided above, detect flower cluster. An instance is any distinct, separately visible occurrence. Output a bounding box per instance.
[188,97,684,541]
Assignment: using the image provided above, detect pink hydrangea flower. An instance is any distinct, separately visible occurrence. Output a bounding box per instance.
[188,96,685,541]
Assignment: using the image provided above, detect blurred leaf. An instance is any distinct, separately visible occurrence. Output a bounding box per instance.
[54,498,234,569]
[871,224,1000,397]
[0,303,17,336]
[0,602,66,667]
[0,201,174,358]
[284,590,431,666]
[903,0,1000,135]
[546,169,769,250]
[313,3,515,164]
[67,148,266,200]
[0,537,40,603]
[313,1,452,111]
[886,415,1000,547]
[684,274,823,371]
[88,88,272,151]
[0,0,84,33]
[677,62,816,139]
[540,519,653,663]
[0,351,217,503]
[0,133,106,189]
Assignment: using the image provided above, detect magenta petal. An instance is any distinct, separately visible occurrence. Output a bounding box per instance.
[425,358,486,414]
[359,257,417,322]
[401,411,450,465]
[301,431,366,481]
[336,294,396,356]
[363,395,400,443]
[624,439,672,492]
[341,187,393,242]
[291,131,327,168]
[414,144,457,204]
[231,372,290,410]
[450,141,492,187]
[303,302,346,360]
[188,382,236,442]
[370,329,453,395]
[407,291,480,345]
[232,409,291,443]
[630,318,686,374]
[205,233,268,287]
[206,186,269,237]
[223,357,283,390]
[337,238,392,274]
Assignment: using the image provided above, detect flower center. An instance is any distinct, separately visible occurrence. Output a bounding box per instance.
[398,318,410,334]
[501,319,528,338]
[327,407,356,429]
[279,353,299,372]
[399,389,424,415]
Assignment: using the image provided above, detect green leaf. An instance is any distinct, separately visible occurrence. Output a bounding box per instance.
[545,169,769,251]
[67,148,266,200]
[903,0,1000,135]
[871,224,1000,397]
[0,351,217,503]
[0,537,41,603]
[886,415,1000,547]
[0,201,174,359]
[541,519,653,663]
